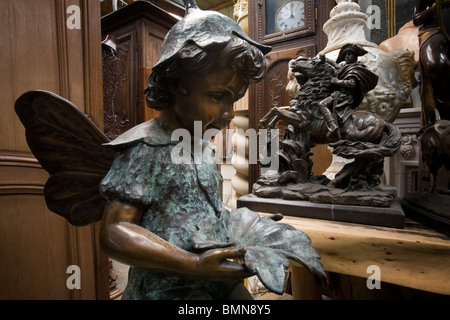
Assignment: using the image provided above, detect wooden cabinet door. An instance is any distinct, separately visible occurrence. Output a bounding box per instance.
[0,0,108,299]
[101,1,178,139]
[247,0,336,188]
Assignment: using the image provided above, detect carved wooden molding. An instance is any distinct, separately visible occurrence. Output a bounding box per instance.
[0,152,40,168]
[1,0,109,300]
[0,152,47,195]
[55,0,104,129]
[0,182,44,195]
[102,40,128,140]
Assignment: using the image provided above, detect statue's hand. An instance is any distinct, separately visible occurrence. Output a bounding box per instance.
[267,213,283,222]
[196,246,253,281]
[259,107,280,129]
[259,119,267,129]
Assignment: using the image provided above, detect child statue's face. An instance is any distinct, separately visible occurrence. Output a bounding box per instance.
[170,67,248,136]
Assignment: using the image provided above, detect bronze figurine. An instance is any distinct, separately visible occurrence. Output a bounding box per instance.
[14,0,326,300]
[413,0,450,190]
[401,0,450,236]
[413,0,450,124]
[258,44,401,197]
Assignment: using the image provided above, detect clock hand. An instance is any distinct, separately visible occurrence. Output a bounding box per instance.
[290,2,295,18]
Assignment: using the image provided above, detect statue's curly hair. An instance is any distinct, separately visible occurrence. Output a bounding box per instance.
[144,35,267,110]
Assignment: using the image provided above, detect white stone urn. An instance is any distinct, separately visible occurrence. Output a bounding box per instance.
[319,0,417,123]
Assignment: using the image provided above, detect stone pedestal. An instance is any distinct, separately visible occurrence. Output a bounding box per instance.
[402,193,450,236]
[238,194,405,229]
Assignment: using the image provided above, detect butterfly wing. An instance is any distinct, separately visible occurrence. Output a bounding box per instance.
[15,90,115,226]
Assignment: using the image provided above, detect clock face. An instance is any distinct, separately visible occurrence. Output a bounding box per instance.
[276,0,305,32]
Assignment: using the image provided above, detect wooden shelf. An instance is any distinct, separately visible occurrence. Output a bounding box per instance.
[260,213,450,296]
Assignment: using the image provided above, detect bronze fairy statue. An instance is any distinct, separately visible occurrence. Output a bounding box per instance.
[14,0,326,300]
[258,44,402,193]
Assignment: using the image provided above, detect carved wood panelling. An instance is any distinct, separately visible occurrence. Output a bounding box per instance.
[0,152,47,195]
[102,1,178,138]
[101,2,178,137]
[247,0,335,189]
[248,44,316,186]
[102,33,136,140]
[259,45,316,122]
[0,0,108,299]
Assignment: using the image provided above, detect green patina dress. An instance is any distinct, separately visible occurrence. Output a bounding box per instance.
[99,117,237,300]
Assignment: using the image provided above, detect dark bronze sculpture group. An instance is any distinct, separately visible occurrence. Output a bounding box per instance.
[413,0,450,187]
[258,44,401,197]
[401,0,450,235]
[256,0,450,233]
[12,0,450,299]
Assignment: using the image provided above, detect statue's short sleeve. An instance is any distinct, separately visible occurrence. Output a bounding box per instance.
[99,142,170,209]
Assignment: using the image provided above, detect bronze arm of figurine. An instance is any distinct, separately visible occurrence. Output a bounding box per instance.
[100,200,253,282]
[331,77,356,89]
[259,106,309,130]
[319,54,339,68]
[413,0,436,26]
[413,0,450,123]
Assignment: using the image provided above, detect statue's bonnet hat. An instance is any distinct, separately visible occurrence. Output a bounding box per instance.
[152,0,271,72]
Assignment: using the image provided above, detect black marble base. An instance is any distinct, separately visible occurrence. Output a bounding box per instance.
[237,194,405,229]
[402,192,450,237]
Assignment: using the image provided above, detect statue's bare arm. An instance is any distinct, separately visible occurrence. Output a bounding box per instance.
[99,200,252,281]
[260,107,309,129]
